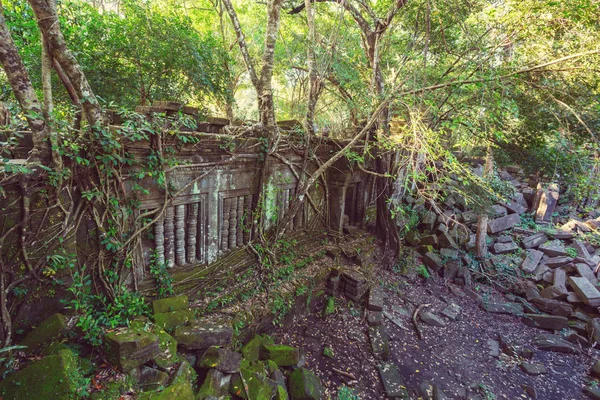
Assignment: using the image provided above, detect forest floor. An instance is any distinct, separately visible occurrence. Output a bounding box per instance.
[271,269,596,399]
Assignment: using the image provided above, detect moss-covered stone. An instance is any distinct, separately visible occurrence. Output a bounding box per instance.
[104,328,160,372]
[152,327,178,368]
[137,366,169,392]
[152,295,189,314]
[289,368,323,400]
[196,368,225,399]
[197,346,242,373]
[260,344,300,367]
[153,310,194,331]
[89,375,135,400]
[0,349,84,400]
[229,368,278,399]
[137,360,195,400]
[173,321,232,350]
[40,341,71,356]
[20,313,67,353]
[241,334,274,361]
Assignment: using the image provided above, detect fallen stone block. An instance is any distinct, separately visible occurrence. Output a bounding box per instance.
[482,302,524,315]
[174,321,232,350]
[534,183,559,222]
[504,200,528,215]
[378,363,409,398]
[197,346,243,373]
[423,252,443,272]
[420,311,447,327]
[367,311,383,326]
[105,328,160,372]
[487,213,521,234]
[154,310,194,331]
[520,362,547,375]
[289,368,324,400]
[20,313,68,353]
[522,314,568,330]
[534,333,579,354]
[438,232,458,249]
[539,241,568,257]
[492,241,519,255]
[367,285,384,311]
[152,295,189,314]
[569,276,600,307]
[576,263,598,285]
[545,256,573,268]
[531,297,573,317]
[260,344,300,367]
[368,325,390,360]
[521,249,544,273]
[522,233,548,249]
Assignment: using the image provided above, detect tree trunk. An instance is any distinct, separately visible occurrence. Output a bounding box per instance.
[0,5,49,161]
[304,0,320,136]
[28,0,102,127]
[475,148,494,258]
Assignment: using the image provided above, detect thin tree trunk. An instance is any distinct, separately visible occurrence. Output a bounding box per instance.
[28,0,102,127]
[0,5,49,161]
[304,0,320,136]
[41,0,62,168]
[475,148,494,258]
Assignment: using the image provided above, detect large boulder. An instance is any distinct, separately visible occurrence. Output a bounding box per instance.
[260,344,300,367]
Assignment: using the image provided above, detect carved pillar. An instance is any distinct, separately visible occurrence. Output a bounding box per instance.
[175,204,186,265]
[196,200,205,262]
[187,202,199,263]
[288,188,295,231]
[221,197,231,251]
[244,195,253,244]
[164,206,175,267]
[236,197,245,247]
[154,213,165,266]
[229,196,237,249]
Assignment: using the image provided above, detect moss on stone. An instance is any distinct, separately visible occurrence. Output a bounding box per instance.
[153,310,194,331]
[240,334,274,361]
[260,344,300,367]
[152,327,178,368]
[104,328,159,372]
[152,295,189,314]
[20,313,67,353]
[288,368,323,400]
[138,361,195,400]
[0,349,84,400]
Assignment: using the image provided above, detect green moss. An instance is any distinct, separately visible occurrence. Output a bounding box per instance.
[138,361,195,400]
[0,349,84,400]
[241,334,274,361]
[104,328,159,372]
[153,310,194,331]
[288,368,323,400]
[152,295,189,314]
[260,344,300,367]
[20,313,68,353]
[152,327,178,368]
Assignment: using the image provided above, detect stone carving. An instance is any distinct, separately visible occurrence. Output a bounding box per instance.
[164,206,175,267]
[187,203,199,264]
[153,214,165,266]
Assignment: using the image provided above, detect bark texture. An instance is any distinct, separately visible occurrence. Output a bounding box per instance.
[0,5,49,160]
[28,0,102,126]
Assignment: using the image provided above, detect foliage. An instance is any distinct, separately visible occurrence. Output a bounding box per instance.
[337,385,360,400]
[416,265,431,279]
[148,251,175,299]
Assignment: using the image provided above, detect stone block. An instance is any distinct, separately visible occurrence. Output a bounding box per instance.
[492,241,519,254]
[487,213,520,234]
[521,249,543,273]
[419,234,439,247]
[535,183,559,222]
[367,311,383,326]
[154,310,195,331]
[438,232,458,249]
[368,325,390,360]
[152,295,189,314]
[522,232,548,249]
[504,200,527,215]
[576,263,598,285]
[420,311,447,327]
[20,313,68,353]
[534,333,579,354]
[367,285,384,311]
[289,368,323,400]
[139,366,170,392]
[568,276,600,307]
[260,344,300,367]
[423,252,443,272]
[197,346,242,373]
[522,314,568,330]
[482,302,524,315]
[531,297,573,317]
[0,349,82,400]
[105,328,160,372]
[539,241,568,257]
[545,256,573,268]
[378,363,409,398]
[489,204,508,218]
[440,248,459,260]
[174,321,232,350]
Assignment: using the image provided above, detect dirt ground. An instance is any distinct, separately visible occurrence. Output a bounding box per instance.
[272,269,598,399]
